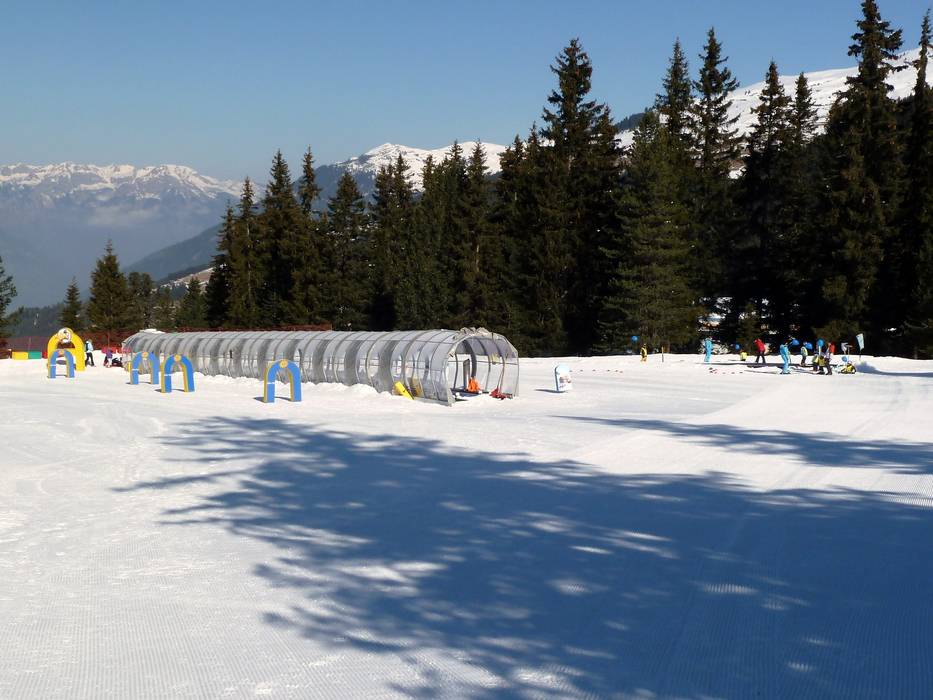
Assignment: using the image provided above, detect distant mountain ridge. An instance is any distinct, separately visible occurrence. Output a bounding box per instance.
[126,141,509,282]
[618,47,930,147]
[0,163,240,306]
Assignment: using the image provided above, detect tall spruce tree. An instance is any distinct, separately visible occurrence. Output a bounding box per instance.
[298,147,322,217]
[257,151,309,324]
[540,39,620,353]
[322,172,369,330]
[657,39,693,147]
[483,136,526,337]
[904,11,933,355]
[60,278,83,330]
[512,127,570,355]
[688,28,741,311]
[738,61,793,333]
[86,241,132,343]
[227,178,261,327]
[819,0,904,341]
[369,154,415,330]
[205,206,235,327]
[780,73,820,333]
[127,271,154,330]
[599,112,697,352]
[152,287,176,330]
[174,277,206,328]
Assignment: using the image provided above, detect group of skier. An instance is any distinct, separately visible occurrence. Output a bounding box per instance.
[751,337,853,375]
[694,335,857,376]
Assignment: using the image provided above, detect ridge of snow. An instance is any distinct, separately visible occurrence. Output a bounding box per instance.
[0,162,241,199]
[619,47,930,149]
[335,141,508,190]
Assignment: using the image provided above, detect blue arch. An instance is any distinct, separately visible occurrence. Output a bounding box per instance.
[130,351,161,385]
[161,354,195,393]
[48,349,76,379]
[263,359,302,403]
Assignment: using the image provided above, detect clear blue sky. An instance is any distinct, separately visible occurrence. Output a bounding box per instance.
[1,1,927,180]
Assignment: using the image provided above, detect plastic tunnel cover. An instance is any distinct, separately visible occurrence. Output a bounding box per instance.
[120,328,519,405]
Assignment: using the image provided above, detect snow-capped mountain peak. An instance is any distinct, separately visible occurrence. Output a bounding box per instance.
[336,141,508,190]
[619,47,930,149]
[0,162,241,200]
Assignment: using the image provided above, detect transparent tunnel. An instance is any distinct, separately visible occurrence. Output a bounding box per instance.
[122,328,519,405]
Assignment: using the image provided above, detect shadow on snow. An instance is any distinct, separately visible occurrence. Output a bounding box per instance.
[119,416,933,699]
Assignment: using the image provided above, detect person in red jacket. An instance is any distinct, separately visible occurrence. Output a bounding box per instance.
[753,338,767,365]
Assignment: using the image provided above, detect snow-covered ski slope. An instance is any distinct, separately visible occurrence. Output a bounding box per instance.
[1,354,931,699]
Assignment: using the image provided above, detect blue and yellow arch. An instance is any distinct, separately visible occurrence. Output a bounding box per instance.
[47,328,86,372]
[161,354,195,393]
[48,349,76,379]
[130,351,161,385]
[263,359,302,403]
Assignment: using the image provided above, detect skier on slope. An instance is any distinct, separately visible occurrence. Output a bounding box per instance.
[753,337,767,365]
[779,340,791,374]
[640,344,648,362]
[704,337,713,363]
[84,337,95,367]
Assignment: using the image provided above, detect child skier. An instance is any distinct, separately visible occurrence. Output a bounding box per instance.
[753,338,767,365]
[84,338,95,367]
[779,342,791,374]
[704,337,713,363]
[640,344,648,362]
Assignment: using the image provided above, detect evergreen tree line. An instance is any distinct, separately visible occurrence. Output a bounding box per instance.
[53,241,201,341]
[27,1,930,357]
[202,2,933,357]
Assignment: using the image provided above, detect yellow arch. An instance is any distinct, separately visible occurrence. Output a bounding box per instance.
[47,328,86,372]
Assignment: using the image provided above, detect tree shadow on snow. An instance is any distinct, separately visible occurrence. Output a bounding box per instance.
[561,415,933,475]
[121,417,933,699]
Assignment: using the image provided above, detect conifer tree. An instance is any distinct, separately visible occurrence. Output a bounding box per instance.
[257,151,309,324]
[417,142,471,326]
[512,127,570,355]
[483,136,526,336]
[322,171,369,330]
[657,39,693,147]
[174,277,206,328]
[369,154,415,330]
[298,147,322,217]
[780,73,820,332]
[688,28,741,308]
[903,11,933,355]
[86,241,132,343]
[127,271,154,330]
[599,112,697,351]
[59,278,83,330]
[205,206,235,328]
[0,255,20,340]
[819,0,904,339]
[152,287,176,331]
[738,61,793,332]
[227,178,261,327]
[540,39,621,352]
[461,142,508,329]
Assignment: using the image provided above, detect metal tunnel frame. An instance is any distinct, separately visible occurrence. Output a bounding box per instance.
[121,329,519,406]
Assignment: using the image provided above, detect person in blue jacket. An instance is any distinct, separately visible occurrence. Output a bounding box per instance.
[779,341,791,374]
[704,337,713,363]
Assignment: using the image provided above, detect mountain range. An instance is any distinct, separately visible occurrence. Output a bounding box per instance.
[0,164,240,306]
[4,48,930,307]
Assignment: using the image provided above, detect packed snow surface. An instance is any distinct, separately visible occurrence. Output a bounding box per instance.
[1,353,932,699]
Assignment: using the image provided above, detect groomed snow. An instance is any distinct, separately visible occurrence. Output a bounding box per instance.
[1,353,931,698]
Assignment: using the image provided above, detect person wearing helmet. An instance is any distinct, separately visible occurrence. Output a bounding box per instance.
[800,342,809,367]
